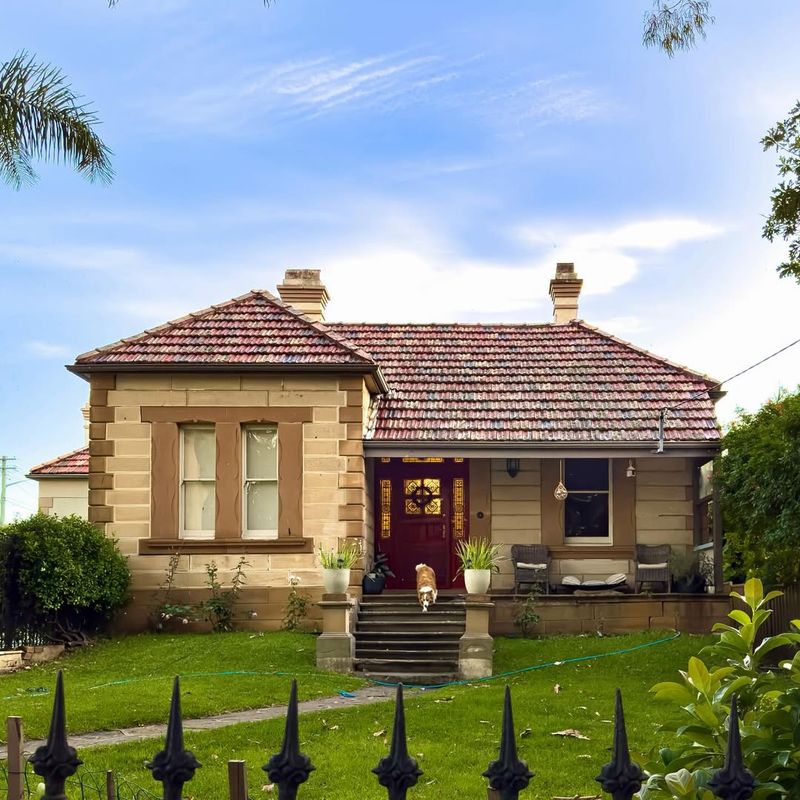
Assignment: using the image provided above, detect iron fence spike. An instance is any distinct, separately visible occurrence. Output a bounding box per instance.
[29,670,82,800]
[482,685,533,800]
[372,684,423,800]
[263,679,315,800]
[708,696,755,800]
[595,689,644,800]
[146,677,200,800]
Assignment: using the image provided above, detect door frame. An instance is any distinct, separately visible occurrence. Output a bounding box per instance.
[373,457,469,589]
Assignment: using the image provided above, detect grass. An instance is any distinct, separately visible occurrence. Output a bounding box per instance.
[0,632,365,742]
[59,631,712,799]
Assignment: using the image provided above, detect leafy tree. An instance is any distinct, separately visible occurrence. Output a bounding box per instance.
[642,1,800,282]
[0,52,113,188]
[714,388,800,585]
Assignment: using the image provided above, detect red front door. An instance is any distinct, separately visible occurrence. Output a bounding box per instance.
[374,459,469,590]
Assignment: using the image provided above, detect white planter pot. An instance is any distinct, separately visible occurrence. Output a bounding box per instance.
[464,568,491,595]
[322,568,350,594]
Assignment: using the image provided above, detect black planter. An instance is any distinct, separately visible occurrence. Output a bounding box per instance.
[672,574,707,594]
[362,573,386,595]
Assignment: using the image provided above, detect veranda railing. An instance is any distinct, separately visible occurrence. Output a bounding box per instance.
[3,670,755,800]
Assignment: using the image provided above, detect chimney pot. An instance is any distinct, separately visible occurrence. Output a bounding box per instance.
[549,262,583,324]
[277,269,330,322]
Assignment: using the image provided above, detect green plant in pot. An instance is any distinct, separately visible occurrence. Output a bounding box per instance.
[455,538,502,595]
[318,540,361,594]
[670,549,708,594]
[362,551,395,595]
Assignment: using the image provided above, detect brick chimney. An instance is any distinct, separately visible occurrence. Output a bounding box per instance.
[548,262,583,324]
[277,269,330,322]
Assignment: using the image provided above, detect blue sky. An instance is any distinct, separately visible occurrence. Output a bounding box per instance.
[2,0,800,517]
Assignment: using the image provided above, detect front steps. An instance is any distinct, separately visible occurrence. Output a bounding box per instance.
[354,593,466,684]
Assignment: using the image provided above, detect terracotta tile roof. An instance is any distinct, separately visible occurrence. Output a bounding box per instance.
[73,291,376,367]
[329,320,721,443]
[28,446,89,477]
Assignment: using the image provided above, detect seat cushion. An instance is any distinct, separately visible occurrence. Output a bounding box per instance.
[561,575,581,586]
[517,562,548,570]
[605,573,627,586]
[637,562,668,569]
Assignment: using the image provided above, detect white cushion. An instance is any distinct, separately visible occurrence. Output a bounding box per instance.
[605,573,627,586]
[637,562,668,569]
[517,562,548,570]
[562,575,581,586]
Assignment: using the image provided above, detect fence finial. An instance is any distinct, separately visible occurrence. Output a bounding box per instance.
[263,679,315,800]
[30,670,82,800]
[147,676,200,800]
[482,685,533,800]
[708,696,755,800]
[596,689,644,800]
[373,684,423,800]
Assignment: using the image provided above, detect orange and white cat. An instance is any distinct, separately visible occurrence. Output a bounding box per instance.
[415,563,438,612]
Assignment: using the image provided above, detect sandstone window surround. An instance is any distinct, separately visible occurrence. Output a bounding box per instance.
[139,406,312,555]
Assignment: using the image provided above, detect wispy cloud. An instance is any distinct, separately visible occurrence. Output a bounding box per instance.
[24,340,71,359]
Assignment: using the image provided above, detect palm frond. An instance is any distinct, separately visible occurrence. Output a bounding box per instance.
[0,51,113,188]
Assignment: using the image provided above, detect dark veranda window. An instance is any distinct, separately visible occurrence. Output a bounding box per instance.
[564,458,610,540]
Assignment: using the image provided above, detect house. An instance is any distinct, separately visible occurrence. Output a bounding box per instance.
[27,445,90,519]
[36,264,724,633]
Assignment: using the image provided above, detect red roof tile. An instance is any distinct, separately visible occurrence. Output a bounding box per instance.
[329,321,721,443]
[74,291,376,367]
[28,447,89,477]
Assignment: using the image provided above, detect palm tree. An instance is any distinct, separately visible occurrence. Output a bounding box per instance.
[0,52,113,188]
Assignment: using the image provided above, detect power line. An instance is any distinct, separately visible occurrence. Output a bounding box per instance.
[656,334,800,453]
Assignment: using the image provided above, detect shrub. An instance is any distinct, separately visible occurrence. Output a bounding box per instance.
[197,557,249,632]
[716,387,800,584]
[281,574,311,632]
[0,513,130,645]
[511,592,540,637]
[641,578,800,800]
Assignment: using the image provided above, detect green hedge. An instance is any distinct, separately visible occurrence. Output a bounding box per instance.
[0,513,130,646]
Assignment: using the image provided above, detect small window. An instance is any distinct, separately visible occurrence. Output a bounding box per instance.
[563,458,611,542]
[181,425,215,539]
[243,425,278,539]
[694,460,715,547]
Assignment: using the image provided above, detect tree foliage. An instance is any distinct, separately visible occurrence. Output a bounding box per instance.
[0,52,113,188]
[715,388,800,585]
[642,1,714,57]
[762,102,800,281]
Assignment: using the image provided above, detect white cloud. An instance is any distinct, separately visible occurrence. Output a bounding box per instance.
[24,340,71,358]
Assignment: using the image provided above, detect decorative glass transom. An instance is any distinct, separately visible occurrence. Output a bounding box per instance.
[404,478,442,515]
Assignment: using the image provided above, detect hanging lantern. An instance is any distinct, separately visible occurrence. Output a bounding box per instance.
[554,481,568,501]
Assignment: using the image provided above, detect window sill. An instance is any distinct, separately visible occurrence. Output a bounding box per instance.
[550,545,634,559]
[139,537,314,555]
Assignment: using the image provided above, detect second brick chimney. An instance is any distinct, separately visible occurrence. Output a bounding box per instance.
[277,269,330,322]
[548,262,583,324]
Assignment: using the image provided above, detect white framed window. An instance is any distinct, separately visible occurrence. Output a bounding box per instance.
[180,425,216,539]
[243,425,278,539]
[563,458,612,544]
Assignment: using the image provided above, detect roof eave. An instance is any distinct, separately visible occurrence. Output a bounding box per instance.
[26,472,88,480]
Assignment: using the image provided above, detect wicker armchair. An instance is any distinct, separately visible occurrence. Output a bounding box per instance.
[634,544,671,593]
[511,544,551,595]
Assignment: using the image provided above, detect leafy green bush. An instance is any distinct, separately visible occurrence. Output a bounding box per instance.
[716,388,800,584]
[0,513,130,643]
[642,578,800,800]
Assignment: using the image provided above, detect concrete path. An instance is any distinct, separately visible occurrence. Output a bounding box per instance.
[1,684,396,758]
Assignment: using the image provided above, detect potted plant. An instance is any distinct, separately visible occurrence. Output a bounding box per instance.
[455,538,503,594]
[318,540,361,594]
[362,551,395,595]
[670,550,708,594]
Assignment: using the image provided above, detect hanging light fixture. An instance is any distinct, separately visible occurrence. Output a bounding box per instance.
[554,460,568,501]
[506,458,520,478]
[626,458,636,478]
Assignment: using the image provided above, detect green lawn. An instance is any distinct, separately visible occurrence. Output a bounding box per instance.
[0,632,365,742]
[63,631,711,800]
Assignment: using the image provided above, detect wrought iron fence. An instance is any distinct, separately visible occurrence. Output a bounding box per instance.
[4,670,756,800]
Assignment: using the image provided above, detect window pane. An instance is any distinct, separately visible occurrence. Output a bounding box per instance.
[246,481,278,531]
[565,493,609,538]
[698,461,713,500]
[246,427,278,480]
[183,427,215,480]
[183,481,215,532]
[565,458,609,491]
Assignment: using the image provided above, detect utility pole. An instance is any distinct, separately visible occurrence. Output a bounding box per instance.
[0,456,17,525]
